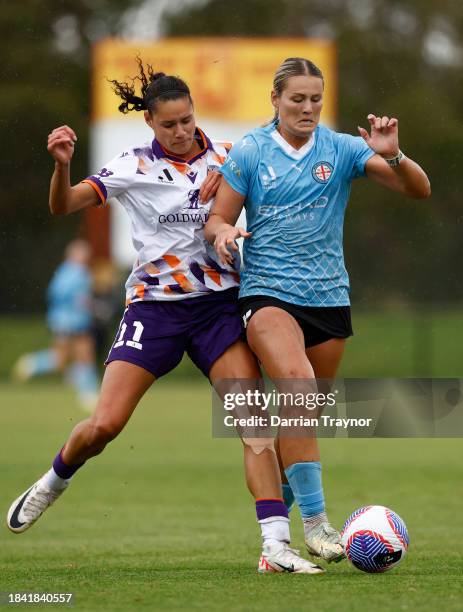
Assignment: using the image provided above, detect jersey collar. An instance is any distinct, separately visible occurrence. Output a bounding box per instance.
[151,127,213,165]
[270,126,315,160]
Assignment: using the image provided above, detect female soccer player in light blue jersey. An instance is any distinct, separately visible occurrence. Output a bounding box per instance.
[206,57,430,564]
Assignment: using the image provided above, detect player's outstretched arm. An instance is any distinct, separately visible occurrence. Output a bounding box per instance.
[48,125,100,215]
[358,114,431,199]
[204,180,250,266]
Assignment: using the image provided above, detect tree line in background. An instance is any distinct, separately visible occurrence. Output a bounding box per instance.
[1,0,462,312]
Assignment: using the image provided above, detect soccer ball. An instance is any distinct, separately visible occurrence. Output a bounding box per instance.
[340,505,409,573]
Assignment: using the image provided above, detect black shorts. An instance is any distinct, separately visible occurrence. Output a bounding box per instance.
[238,295,353,348]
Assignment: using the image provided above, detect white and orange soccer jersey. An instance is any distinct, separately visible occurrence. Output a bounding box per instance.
[83,128,239,303]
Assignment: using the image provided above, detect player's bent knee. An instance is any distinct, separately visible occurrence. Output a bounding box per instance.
[247,308,297,338]
[246,312,275,341]
[242,437,276,455]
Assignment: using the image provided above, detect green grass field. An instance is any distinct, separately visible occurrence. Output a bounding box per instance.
[1,381,462,611]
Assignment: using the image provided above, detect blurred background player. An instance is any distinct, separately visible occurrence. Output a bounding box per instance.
[12,239,99,411]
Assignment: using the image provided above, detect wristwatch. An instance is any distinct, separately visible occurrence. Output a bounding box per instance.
[383,150,404,167]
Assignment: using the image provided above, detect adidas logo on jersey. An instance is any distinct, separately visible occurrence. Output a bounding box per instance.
[157,168,175,184]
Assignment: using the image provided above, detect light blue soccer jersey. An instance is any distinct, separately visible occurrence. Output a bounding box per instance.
[47,261,93,334]
[220,122,375,306]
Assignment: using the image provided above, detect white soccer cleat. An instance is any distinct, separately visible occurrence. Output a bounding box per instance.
[7,479,65,533]
[305,522,345,563]
[11,356,34,382]
[258,542,325,574]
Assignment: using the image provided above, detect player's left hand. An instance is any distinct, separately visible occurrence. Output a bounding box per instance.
[199,170,222,203]
[358,114,400,158]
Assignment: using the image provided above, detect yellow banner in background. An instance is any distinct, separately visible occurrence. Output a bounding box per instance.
[92,38,336,124]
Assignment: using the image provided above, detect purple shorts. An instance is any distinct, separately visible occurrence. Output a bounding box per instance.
[106,288,243,379]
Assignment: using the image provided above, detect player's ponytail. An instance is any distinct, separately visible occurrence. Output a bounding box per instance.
[265,57,324,125]
[109,56,192,115]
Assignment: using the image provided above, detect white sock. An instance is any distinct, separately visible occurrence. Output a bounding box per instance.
[41,468,71,492]
[259,516,290,547]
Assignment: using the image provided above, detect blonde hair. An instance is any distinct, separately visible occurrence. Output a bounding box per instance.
[269,57,324,124]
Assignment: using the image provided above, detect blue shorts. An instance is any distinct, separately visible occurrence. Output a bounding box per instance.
[47,310,93,335]
[106,288,243,378]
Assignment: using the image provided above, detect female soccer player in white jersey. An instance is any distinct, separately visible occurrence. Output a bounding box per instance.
[7,59,324,575]
[205,57,430,564]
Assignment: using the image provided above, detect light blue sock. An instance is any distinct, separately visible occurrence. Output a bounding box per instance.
[68,363,99,395]
[27,350,58,376]
[284,461,325,518]
[282,483,295,513]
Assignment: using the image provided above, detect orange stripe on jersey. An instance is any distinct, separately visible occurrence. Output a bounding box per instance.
[135,285,145,299]
[81,179,107,205]
[164,286,173,294]
[203,267,222,287]
[165,159,189,175]
[212,140,233,154]
[172,273,195,293]
[144,262,160,275]
[163,254,182,268]
[212,152,227,165]
[229,271,240,283]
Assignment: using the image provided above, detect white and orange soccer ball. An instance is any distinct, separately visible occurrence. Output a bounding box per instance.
[340,505,409,573]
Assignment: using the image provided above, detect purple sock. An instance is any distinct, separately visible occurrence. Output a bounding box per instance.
[52,449,84,480]
[256,498,289,522]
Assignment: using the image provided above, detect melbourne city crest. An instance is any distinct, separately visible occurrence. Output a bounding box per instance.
[312,161,334,183]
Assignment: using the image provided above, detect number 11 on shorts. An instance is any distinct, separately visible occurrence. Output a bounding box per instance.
[114,321,144,350]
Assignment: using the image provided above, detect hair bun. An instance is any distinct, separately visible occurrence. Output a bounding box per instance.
[151,72,166,81]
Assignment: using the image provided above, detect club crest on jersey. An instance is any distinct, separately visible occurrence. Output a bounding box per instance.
[186,189,201,209]
[312,161,334,184]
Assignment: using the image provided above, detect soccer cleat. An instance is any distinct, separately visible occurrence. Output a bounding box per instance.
[305,522,346,563]
[11,356,34,382]
[258,542,325,574]
[7,479,65,533]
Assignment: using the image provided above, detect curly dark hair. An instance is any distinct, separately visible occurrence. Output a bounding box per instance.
[108,56,192,115]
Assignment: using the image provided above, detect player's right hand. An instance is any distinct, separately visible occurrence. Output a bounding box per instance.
[47,125,77,165]
[214,225,251,265]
